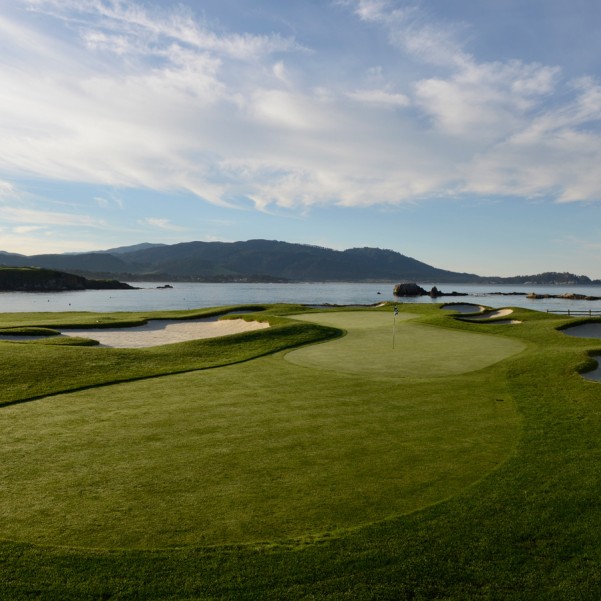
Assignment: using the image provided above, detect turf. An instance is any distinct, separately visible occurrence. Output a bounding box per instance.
[0,342,519,548]
[2,303,601,599]
[286,310,525,377]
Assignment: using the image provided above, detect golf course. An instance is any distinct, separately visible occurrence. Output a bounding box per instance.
[1,302,601,599]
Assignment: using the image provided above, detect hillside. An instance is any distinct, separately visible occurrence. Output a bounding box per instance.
[0,240,482,283]
[0,267,135,292]
[1,241,599,284]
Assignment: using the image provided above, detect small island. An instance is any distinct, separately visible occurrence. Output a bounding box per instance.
[393,282,467,298]
[0,267,135,292]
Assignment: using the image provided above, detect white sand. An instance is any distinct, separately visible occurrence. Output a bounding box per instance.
[563,323,601,339]
[463,309,514,320]
[59,318,269,348]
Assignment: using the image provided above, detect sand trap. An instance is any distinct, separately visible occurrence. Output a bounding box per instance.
[441,304,484,314]
[463,309,514,321]
[563,323,601,339]
[60,318,269,348]
[0,318,269,348]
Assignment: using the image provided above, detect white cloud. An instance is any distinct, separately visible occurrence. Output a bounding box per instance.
[460,77,601,202]
[0,180,16,198]
[348,88,410,107]
[24,0,301,60]
[14,225,45,234]
[249,89,333,131]
[414,61,561,138]
[0,0,600,223]
[0,206,104,227]
[0,232,102,254]
[139,218,186,231]
[273,61,289,85]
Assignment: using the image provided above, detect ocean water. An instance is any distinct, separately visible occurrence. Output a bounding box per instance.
[1,281,601,314]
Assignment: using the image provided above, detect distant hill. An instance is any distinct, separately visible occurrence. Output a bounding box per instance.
[481,272,599,285]
[103,242,168,255]
[0,240,599,285]
[111,240,478,282]
[0,267,134,292]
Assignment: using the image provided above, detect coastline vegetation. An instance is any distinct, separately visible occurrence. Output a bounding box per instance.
[1,303,601,599]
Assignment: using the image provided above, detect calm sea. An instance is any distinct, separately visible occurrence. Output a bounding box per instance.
[1,282,601,314]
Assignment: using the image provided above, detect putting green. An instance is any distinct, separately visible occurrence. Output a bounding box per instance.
[286,311,526,377]
[0,311,524,549]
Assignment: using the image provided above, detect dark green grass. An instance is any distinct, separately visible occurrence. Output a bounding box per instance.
[2,304,601,599]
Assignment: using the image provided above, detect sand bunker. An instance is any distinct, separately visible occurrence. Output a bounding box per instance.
[62,318,269,348]
[467,309,513,320]
[458,309,521,325]
[0,318,269,348]
[563,323,601,339]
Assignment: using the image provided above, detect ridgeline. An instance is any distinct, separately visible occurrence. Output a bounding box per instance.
[1,240,599,285]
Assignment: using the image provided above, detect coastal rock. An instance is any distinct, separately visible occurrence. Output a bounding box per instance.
[393,282,427,297]
[393,283,469,298]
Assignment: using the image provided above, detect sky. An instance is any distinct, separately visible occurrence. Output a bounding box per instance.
[1,0,601,277]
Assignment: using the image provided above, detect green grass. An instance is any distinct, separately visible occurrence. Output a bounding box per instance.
[1,303,601,599]
[287,310,525,377]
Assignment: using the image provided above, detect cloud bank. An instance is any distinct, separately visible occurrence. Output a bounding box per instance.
[1,0,601,226]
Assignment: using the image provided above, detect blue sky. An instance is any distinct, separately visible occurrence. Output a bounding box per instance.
[1,0,601,277]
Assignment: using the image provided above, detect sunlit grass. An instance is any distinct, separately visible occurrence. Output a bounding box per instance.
[2,304,601,599]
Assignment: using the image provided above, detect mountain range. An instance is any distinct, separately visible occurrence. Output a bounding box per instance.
[1,240,599,285]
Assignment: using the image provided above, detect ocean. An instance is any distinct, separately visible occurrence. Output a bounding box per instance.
[1,281,601,314]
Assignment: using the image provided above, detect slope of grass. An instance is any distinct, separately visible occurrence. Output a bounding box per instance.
[1,304,601,599]
[0,348,519,549]
[0,308,337,406]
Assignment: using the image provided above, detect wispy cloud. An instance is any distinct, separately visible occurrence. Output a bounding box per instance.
[13,225,45,234]
[0,206,104,227]
[0,180,17,198]
[348,88,410,107]
[139,217,186,231]
[0,231,103,254]
[24,0,302,60]
[0,0,600,222]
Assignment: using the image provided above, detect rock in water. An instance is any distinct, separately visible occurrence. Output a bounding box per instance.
[393,282,427,297]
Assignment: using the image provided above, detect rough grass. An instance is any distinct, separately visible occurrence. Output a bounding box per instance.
[1,303,601,599]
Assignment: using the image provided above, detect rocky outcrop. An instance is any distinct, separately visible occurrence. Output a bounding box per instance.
[393,282,468,298]
[393,282,427,296]
[0,267,134,292]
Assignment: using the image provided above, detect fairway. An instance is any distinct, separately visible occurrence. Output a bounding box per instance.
[0,309,523,549]
[286,310,526,377]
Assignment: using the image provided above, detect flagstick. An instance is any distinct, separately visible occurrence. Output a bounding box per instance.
[392,307,397,349]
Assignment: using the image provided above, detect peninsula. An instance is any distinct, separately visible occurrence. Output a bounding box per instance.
[0,267,135,292]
